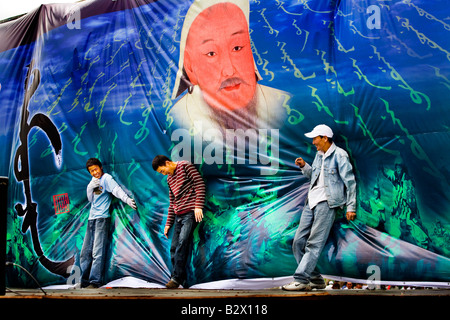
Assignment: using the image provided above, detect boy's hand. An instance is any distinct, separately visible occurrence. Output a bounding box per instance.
[127,198,137,210]
[194,208,203,222]
[87,178,100,190]
[346,211,356,221]
[295,157,306,168]
[164,226,171,238]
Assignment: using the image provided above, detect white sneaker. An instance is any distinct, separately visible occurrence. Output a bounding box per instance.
[282,281,311,291]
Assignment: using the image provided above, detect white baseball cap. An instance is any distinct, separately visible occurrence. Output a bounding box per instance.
[304,124,334,138]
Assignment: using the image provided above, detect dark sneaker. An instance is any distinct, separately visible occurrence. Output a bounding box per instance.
[165,279,180,289]
[309,281,326,290]
[310,276,326,290]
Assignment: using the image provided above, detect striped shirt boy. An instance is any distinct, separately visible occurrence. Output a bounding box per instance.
[166,161,206,228]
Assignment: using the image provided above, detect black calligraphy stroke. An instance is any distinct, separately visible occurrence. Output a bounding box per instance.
[13,60,74,278]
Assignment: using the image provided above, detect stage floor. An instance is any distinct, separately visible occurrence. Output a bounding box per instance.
[3,287,450,299]
[2,287,449,316]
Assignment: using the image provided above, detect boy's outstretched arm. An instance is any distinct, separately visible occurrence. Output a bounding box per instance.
[185,163,206,222]
[112,185,137,210]
[164,189,175,238]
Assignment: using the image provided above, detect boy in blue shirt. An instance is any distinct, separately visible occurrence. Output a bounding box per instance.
[81,158,137,288]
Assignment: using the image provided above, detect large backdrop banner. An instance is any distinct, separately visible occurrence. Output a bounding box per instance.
[1,0,449,287]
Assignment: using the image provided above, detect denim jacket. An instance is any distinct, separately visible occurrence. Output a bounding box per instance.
[301,144,357,212]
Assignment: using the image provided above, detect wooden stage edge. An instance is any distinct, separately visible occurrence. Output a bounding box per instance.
[2,287,450,299]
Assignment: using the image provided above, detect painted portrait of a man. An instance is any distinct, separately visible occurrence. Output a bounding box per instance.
[170,0,290,134]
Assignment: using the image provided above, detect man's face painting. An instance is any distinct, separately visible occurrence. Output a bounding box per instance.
[184,3,257,111]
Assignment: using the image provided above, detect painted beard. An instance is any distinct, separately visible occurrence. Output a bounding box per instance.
[208,88,258,132]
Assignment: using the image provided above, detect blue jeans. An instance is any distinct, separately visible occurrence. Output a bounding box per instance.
[170,211,196,285]
[292,201,336,284]
[80,217,110,286]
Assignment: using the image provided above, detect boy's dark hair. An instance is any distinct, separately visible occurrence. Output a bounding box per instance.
[86,158,103,171]
[152,155,171,171]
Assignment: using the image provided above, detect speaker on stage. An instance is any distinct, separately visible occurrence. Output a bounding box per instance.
[0,177,8,296]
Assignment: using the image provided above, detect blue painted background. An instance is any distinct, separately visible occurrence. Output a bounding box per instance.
[1,0,449,287]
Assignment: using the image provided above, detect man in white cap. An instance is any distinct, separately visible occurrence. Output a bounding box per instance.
[282,124,357,291]
[169,0,289,134]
